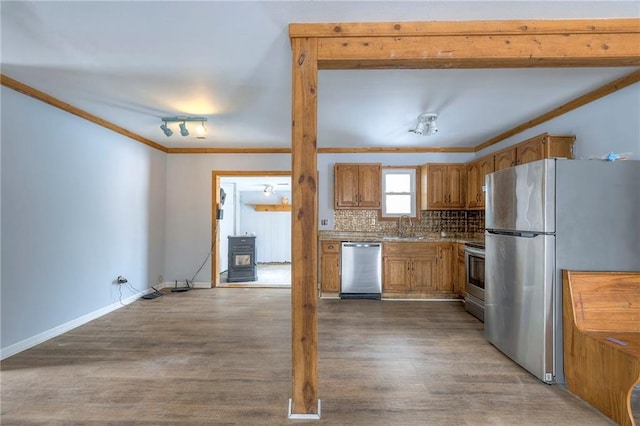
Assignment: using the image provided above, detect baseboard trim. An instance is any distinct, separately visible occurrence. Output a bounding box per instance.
[1,288,154,360]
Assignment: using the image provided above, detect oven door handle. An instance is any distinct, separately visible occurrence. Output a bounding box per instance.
[464,246,485,257]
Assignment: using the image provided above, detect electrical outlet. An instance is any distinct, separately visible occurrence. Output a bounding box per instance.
[117,275,128,284]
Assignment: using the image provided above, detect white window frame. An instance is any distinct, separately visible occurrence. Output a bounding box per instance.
[381,168,417,218]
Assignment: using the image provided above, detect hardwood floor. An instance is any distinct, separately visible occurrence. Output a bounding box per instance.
[1,288,619,425]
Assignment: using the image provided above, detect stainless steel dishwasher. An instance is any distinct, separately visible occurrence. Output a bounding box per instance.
[340,242,382,300]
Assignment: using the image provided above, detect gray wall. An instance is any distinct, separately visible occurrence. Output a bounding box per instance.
[1,86,167,356]
[164,154,291,283]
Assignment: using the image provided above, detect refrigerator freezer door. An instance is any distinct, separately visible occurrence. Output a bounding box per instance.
[485,159,555,233]
[485,232,555,383]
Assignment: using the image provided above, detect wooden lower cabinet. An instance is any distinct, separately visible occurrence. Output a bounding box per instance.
[383,257,413,292]
[383,242,455,296]
[438,243,455,293]
[320,241,340,294]
[456,243,466,297]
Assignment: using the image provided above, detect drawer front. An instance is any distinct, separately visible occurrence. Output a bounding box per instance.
[321,241,340,253]
[383,242,438,257]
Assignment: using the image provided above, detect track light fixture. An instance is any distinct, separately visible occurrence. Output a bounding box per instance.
[160,122,173,137]
[179,122,189,136]
[160,116,208,138]
[409,113,439,136]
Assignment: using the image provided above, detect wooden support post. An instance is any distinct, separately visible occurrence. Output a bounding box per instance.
[289,36,320,418]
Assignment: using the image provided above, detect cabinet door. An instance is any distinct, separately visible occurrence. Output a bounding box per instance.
[334,164,359,208]
[456,243,466,297]
[446,165,466,208]
[516,138,543,165]
[426,164,447,208]
[358,164,381,208]
[466,161,481,209]
[320,253,340,293]
[437,243,455,292]
[545,136,575,160]
[494,148,516,171]
[383,257,411,292]
[476,157,494,208]
[411,256,438,292]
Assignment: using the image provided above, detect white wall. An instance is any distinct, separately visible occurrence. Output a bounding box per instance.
[164,154,290,283]
[1,87,167,356]
[476,84,640,159]
[239,190,292,263]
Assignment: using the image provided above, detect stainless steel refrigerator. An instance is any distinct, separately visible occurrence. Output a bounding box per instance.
[484,158,640,384]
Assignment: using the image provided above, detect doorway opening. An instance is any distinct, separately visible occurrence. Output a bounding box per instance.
[211,171,292,288]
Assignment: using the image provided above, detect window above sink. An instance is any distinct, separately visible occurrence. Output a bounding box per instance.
[381,167,418,219]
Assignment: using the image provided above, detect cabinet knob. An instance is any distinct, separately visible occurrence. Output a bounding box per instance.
[328,245,334,249]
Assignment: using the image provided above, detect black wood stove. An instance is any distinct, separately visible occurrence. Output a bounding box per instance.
[227,235,257,282]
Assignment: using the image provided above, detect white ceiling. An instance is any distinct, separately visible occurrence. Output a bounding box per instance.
[2,1,639,150]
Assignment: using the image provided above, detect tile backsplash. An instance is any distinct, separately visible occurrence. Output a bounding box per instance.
[334,210,484,236]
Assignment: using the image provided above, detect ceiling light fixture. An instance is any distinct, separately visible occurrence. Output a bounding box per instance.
[179,121,189,137]
[160,116,208,138]
[409,113,439,136]
[160,121,173,137]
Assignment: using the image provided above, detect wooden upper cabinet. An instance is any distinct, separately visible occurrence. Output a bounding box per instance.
[334,163,381,209]
[494,147,516,171]
[466,156,494,210]
[516,134,576,165]
[421,163,466,210]
[334,164,359,208]
[357,164,382,207]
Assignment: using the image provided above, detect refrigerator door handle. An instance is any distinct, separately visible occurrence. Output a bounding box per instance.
[486,230,540,238]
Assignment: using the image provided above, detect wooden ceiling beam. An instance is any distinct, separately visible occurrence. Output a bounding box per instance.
[317,33,640,69]
[290,18,640,38]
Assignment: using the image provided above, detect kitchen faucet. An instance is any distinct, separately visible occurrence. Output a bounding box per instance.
[398,215,413,237]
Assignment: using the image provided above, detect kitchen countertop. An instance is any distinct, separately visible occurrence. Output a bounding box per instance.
[318,231,484,245]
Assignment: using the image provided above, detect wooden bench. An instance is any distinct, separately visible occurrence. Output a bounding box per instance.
[563,270,640,426]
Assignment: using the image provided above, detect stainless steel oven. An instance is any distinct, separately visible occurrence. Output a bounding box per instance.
[464,242,485,322]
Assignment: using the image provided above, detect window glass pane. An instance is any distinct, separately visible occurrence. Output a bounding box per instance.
[385,194,412,214]
[385,174,411,193]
